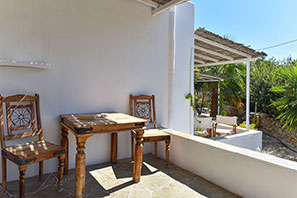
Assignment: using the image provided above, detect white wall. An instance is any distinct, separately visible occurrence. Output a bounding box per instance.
[158,129,297,198]
[214,130,262,151]
[0,0,194,181]
[169,2,194,134]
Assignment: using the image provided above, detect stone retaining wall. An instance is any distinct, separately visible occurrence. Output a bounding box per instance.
[258,113,297,147]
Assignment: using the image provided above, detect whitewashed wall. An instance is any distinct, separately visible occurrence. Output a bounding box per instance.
[0,0,194,181]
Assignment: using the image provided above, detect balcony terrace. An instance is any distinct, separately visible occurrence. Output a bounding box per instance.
[1,154,238,198]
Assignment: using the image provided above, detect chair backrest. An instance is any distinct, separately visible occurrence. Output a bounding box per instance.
[0,94,43,149]
[129,94,157,129]
[216,115,237,126]
[195,117,212,130]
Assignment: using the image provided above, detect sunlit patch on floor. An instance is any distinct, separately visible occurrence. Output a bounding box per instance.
[89,160,211,198]
[89,166,132,191]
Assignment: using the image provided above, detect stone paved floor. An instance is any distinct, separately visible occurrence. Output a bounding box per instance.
[0,154,240,198]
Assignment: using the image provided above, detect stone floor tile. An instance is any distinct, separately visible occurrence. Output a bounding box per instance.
[28,186,70,198]
[3,154,240,198]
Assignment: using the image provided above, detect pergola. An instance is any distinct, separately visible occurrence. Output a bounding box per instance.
[194,28,267,130]
[137,0,189,16]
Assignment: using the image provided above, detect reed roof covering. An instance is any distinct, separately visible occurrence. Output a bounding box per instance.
[195,28,267,67]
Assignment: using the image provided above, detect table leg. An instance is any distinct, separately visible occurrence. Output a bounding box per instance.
[165,139,170,168]
[61,125,69,174]
[75,135,91,198]
[133,129,144,183]
[111,133,118,164]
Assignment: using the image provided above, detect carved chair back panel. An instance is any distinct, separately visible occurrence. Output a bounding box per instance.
[6,102,35,133]
[0,94,43,145]
[129,94,157,129]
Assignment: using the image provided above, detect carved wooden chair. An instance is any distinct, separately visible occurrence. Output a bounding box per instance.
[130,94,170,167]
[213,115,237,137]
[0,94,65,198]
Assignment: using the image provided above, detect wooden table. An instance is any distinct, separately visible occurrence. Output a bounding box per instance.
[60,113,146,198]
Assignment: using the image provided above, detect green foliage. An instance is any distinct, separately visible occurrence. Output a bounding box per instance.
[185,93,197,112]
[187,68,201,114]
[239,115,259,129]
[252,115,260,128]
[271,63,297,133]
[199,63,246,111]
[219,63,246,109]
[239,121,256,130]
[195,128,204,132]
[220,110,227,116]
[198,58,290,116]
[250,58,282,115]
[194,82,213,114]
[194,132,205,137]
[195,56,297,133]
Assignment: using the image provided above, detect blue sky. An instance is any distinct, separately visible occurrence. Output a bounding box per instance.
[191,0,297,60]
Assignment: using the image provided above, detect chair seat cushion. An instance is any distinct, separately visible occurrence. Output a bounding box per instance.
[133,129,170,142]
[143,129,170,138]
[3,140,65,166]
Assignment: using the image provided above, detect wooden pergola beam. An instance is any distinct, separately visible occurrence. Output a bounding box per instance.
[195,60,205,64]
[194,46,234,61]
[195,54,219,63]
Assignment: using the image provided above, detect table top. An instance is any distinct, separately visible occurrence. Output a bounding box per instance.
[60,113,146,135]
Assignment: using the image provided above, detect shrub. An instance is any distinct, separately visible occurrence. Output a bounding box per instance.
[239,121,256,129]
[220,110,227,116]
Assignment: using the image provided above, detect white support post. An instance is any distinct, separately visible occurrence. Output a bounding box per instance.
[218,82,220,115]
[246,60,250,131]
[167,8,176,129]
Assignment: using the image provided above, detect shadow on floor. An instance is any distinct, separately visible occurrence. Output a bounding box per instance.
[1,154,240,198]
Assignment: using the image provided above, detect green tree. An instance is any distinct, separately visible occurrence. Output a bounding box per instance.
[199,63,246,112]
[250,58,282,115]
[271,63,297,132]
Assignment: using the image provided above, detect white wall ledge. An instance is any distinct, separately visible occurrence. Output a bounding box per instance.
[164,129,297,170]
[0,62,50,69]
[157,129,297,198]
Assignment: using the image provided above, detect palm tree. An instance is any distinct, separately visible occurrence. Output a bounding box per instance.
[199,63,246,114]
[271,63,297,132]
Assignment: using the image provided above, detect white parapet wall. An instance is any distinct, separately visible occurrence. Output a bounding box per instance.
[213,130,262,152]
[155,129,297,198]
